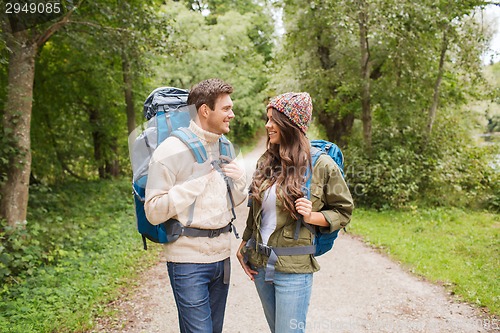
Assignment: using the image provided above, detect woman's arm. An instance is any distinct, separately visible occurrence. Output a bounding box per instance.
[295,155,354,231]
[236,240,259,280]
[319,157,354,232]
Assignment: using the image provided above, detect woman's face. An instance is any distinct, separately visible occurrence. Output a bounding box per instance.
[265,108,281,145]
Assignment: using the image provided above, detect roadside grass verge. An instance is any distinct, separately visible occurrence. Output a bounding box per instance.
[0,178,161,333]
[349,208,500,316]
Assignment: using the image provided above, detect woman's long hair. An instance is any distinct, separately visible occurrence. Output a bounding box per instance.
[250,108,311,220]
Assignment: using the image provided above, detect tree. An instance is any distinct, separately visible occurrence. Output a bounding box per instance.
[274,0,496,207]
[0,0,169,226]
[34,1,170,180]
[0,1,80,227]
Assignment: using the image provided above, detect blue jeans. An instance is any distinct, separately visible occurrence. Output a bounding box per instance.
[167,260,229,333]
[253,267,313,333]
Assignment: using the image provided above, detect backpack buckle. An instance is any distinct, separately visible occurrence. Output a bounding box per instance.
[257,243,272,257]
[208,228,222,238]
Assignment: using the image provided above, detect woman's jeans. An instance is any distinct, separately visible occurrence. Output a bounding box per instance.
[253,267,313,333]
[167,260,229,333]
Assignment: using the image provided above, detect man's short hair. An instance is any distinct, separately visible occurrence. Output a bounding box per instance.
[187,78,233,111]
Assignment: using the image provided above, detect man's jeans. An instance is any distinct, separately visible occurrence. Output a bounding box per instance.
[167,260,229,333]
[253,267,313,333]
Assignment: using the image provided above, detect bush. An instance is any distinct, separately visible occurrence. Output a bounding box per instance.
[346,122,499,210]
[0,220,45,282]
[420,144,499,209]
[346,145,423,208]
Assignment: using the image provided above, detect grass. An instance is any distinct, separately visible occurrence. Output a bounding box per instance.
[349,207,500,316]
[0,178,161,333]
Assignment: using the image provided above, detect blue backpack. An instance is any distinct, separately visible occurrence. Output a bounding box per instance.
[303,139,345,256]
[129,87,237,250]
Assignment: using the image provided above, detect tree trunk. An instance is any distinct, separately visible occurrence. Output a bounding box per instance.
[0,30,37,227]
[358,1,372,153]
[0,9,74,228]
[427,28,448,138]
[106,138,120,177]
[122,53,136,134]
[88,107,120,179]
[88,107,107,179]
[317,111,354,148]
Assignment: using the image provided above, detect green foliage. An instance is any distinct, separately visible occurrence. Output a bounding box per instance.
[149,2,272,145]
[181,0,275,61]
[346,108,499,209]
[273,0,498,210]
[32,36,127,182]
[0,219,42,282]
[347,144,424,208]
[351,208,500,316]
[0,178,160,332]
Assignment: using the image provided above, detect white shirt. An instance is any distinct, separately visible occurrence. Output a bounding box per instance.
[260,184,277,245]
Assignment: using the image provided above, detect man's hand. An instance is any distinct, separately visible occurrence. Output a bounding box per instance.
[221,160,245,181]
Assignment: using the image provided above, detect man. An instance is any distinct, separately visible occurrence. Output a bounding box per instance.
[145,78,247,333]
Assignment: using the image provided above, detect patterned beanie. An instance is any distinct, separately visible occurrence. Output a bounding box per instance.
[266,92,312,134]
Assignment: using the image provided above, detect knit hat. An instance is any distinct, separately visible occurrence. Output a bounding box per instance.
[266,92,312,133]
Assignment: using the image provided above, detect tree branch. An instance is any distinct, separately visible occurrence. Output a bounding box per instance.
[34,0,85,48]
[67,20,130,33]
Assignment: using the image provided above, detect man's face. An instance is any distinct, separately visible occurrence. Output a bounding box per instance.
[206,93,234,135]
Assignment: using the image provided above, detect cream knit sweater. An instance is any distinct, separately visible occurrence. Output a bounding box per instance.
[144,121,247,263]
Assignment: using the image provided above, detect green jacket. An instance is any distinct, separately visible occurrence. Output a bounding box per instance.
[242,154,354,274]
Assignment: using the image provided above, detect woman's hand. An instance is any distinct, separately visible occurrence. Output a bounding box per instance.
[295,197,312,223]
[236,241,258,281]
[295,197,329,227]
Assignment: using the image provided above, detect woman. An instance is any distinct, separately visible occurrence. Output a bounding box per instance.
[236,92,354,333]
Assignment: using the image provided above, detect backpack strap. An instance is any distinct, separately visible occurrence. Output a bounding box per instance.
[170,128,207,226]
[215,135,239,238]
[171,128,239,238]
[171,127,208,163]
[178,223,234,238]
[156,110,174,143]
[219,135,236,160]
[294,146,324,240]
[246,238,316,282]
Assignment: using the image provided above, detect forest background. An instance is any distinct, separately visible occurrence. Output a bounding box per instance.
[0,0,499,332]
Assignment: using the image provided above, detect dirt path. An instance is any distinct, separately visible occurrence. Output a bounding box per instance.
[92,137,495,333]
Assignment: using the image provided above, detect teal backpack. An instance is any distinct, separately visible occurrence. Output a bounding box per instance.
[129,87,238,250]
[301,139,345,256]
